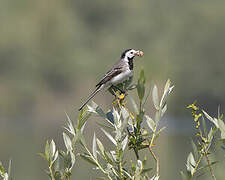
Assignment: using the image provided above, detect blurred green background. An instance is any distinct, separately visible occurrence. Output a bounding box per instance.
[0,0,225,179]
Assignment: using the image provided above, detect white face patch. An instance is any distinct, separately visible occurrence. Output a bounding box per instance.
[125,50,136,59]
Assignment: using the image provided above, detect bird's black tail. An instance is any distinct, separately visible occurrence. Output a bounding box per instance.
[78,85,103,111]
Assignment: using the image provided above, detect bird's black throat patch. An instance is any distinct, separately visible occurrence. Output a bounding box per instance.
[128,57,134,70]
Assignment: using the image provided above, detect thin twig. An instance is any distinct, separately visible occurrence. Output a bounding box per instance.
[192,154,203,176]
[49,163,55,180]
[204,148,216,180]
[148,146,159,177]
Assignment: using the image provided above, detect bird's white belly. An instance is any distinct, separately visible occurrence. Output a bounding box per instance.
[110,70,132,85]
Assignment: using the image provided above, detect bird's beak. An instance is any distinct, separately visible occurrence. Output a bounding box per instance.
[136,50,144,57]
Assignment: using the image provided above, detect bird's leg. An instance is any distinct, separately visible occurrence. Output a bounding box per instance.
[112,85,125,94]
[108,86,118,98]
[108,86,121,106]
[111,85,128,108]
[112,85,128,101]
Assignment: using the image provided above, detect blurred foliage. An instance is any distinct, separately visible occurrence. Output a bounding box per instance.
[39,70,173,180]
[0,0,225,118]
[181,102,225,180]
[1,0,225,179]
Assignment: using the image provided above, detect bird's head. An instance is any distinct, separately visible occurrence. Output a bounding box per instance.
[121,49,144,60]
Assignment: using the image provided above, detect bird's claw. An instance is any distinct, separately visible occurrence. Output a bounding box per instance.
[119,93,126,100]
[112,93,127,106]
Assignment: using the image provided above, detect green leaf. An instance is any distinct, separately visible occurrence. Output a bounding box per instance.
[186,152,196,176]
[152,85,159,110]
[104,152,114,164]
[201,117,207,137]
[64,112,76,136]
[50,140,56,158]
[96,138,105,156]
[79,113,91,130]
[202,110,218,128]
[101,128,117,146]
[218,118,225,139]
[128,95,139,114]
[145,115,155,131]
[207,128,214,143]
[136,110,144,131]
[191,140,198,160]
[161,104,167,117]
[137,70,146,101]
[121,135,128,151]
[69,151,75,169]
[164,79,171,93]
[62,151,72,170]
[52,150,58,163]
[142,85,151,106]
[160,80,174,108]
[92,133,97,160]
[77,107,91,130]
[63,133,72,151]
[7,159,11,178]
[79,133,87,147]
[45,140,50,161]
[79,153,98,166]
[0,162,5,174]
[154,111,160,127]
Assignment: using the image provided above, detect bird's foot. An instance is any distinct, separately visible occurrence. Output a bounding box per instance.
[112,92,127,107]
[118,93,126,100]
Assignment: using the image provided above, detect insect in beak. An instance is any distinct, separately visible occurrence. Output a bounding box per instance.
[136,50,144,57]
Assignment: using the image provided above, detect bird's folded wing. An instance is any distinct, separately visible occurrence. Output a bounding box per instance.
[96,67,123,87]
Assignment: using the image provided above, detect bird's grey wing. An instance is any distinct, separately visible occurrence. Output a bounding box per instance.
[96,60,124,87]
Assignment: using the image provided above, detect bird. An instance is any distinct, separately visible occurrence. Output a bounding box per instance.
[78,49,144,111]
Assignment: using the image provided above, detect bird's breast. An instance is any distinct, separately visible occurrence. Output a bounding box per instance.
[110,70,132,85]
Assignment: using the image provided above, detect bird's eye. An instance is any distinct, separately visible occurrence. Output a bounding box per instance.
[130,52,133,54]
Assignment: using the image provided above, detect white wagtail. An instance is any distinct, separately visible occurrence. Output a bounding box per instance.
[78,49,144,111]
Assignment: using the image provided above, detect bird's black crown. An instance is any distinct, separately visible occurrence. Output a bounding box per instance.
[121,49,132,58]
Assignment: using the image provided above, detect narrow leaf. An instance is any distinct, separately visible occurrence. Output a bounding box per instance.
[65,112,75,135]
[45,140,50,161]
[202,110,219,128]
[63,133,72,151]
[191,140,198,160]
[128,96,139,114]
[7,159,11,178]
[152,85,159,110]
[79,153,98,166]
[218,119,225,139]
[121,135,128,151]
[50,140,56,158]
[186,152,196,176]
[145,115,155,131]
[69,151,76,169]
[96,138,105,156]
[101,128,117,146]
[92,133,97,160]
